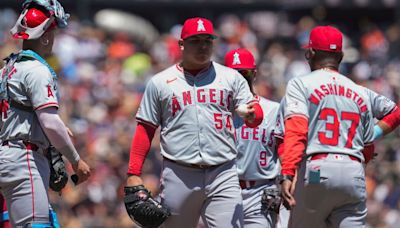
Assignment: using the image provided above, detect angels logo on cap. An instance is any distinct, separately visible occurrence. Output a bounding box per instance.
[232,52,241,65]
[197,19,206,32]
[224,48,256,69]
[180,17,217,40]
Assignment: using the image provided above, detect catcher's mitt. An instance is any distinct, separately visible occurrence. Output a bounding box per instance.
[46,146,68,192]
[124,185,170,228]
[261,188,282,214]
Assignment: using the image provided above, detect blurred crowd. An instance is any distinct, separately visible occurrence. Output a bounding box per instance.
[0,6,399,228]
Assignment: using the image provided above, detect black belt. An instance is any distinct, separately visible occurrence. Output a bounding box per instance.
[163,156,220,169]
[2,140,39,151]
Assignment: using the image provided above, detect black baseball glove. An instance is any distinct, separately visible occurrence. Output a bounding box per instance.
[261,187,282,214]
[124,185,170,228]
[46,146,68,193]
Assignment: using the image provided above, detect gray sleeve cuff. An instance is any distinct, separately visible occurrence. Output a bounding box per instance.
[58,145,81,165]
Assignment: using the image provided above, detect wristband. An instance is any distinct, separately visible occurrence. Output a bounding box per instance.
[373,125,384,140]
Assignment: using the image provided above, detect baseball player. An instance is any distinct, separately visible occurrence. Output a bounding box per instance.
[0,1,91,227]
[125,17,264,228]
[224,48,284,228]
[278,26,377,228]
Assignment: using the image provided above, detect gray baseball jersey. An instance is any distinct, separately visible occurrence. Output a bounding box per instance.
[283,69,374,160]
[234,97,280,180]
[365,88,397,120]
[0,54,59,149]
[136,62,254,165]
[275,87,397,141]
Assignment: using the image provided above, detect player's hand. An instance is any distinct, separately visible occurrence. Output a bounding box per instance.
[236,103,256,122]
[126,175,144,187]
[281,180,296,210]
[71,159,91,185]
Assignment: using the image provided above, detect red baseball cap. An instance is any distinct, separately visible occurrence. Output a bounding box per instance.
[180,17,217,40]
[303,26,343,52]
[224,48,256,69]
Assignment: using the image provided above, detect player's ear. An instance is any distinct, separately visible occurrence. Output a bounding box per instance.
[40,33,50,46]
[338,51,344,64]
[305,49,311,60]
[310,48,316,57]
[178,39,184,51]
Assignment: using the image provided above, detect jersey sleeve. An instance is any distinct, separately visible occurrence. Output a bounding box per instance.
[362,110,375,144]
[24,66,59,110]
[233,72,255,108]
[136,79,161,128]
[366,88,397,119]
[284,79,308,119]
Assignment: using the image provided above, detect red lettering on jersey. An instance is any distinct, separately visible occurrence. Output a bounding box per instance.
[356,97,363,106]
[209,89,216,103]
[197,89,205,103]
[47,84,54,98]
[183,91,192,105]
[171,96,181,117]
[308,94,320,105]
[226,115,233,131]
[242,125,249,139]
[315,89,325,100]
[219,90,225,107]
[253,127,259,140]
[261,129,267,144]
[327,84,335,94]
[346,88,352,98]
[333,84,338,95]
[352,91,359,102]
[267,130,274,147]
[338,85,345,96]
[7,67,17,78]
[360,105,367,113]
[321,85,329,95]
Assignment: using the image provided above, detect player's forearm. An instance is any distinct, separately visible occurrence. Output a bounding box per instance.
[127,122,156,176]
[281,116,308,176]
[36,108,80,164]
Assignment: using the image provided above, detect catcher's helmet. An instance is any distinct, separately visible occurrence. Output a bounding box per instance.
[11,0,69,40]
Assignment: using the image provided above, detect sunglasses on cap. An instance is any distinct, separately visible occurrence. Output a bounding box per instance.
[238,69,256,77]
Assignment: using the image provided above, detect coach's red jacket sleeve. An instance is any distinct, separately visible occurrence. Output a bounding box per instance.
[381,106,400,132]
[281,116,308,177]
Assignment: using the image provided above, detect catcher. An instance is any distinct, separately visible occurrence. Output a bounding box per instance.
[0,0,90,226]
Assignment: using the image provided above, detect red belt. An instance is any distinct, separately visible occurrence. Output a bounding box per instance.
[2,141,39,151]
[239,180,257,189]
[310,153,361,163]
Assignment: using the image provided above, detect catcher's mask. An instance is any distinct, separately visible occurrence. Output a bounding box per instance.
[11,0,69,40]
